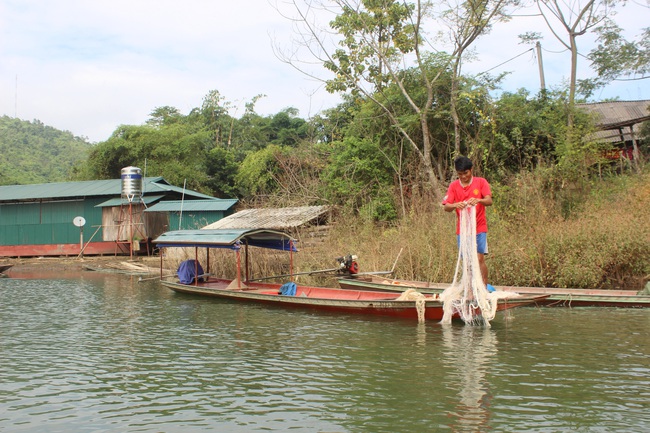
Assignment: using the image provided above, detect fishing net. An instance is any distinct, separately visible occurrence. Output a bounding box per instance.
[397,288,428,323]
[440,206,497,327]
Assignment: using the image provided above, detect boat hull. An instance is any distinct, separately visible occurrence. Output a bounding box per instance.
[337,276,650,308]
[161,278,544,322]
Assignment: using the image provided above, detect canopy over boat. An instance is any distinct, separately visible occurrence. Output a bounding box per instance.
[153,228,297,251]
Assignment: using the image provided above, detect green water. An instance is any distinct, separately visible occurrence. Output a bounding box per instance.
[1,273,648,432]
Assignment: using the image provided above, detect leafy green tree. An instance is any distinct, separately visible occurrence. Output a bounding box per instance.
[489,89,565,173]
[437,0,512,155]
[582,22,650,94]
[308,97,358,144]
[186,90,235,149]
[267,108,310,147]
[281,0,443,194]
[235,144,286,196]
[280,0,513,196]
[321,135,398,220]
[205,146,239,198]
[80,126,139,179]
[82,121,212,193]
[146,106,184,127]
[535,0,620,127]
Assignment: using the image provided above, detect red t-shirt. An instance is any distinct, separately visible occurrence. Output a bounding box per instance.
[442,177,491,235]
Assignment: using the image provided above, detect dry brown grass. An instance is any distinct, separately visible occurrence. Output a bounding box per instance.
[163,171,649,290]
[308,170,650,290]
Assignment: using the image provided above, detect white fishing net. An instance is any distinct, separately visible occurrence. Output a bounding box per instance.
[397,288,428,323]
[440,206,497,326]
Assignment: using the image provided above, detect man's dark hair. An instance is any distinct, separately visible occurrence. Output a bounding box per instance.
[454,156,473,172]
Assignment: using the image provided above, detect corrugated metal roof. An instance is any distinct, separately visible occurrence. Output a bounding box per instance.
[576,100,650,144]
[202,205,329,230]
[0,177,214,202]
[145,199,238,212]
[152,228,296,251]
[144,182,217,200]
[577,100,650,129]
[95,195,165,207]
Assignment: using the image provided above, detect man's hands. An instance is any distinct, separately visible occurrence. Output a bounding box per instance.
[456,197,492,209]
[456,198,479,209]
[443,196,491,212]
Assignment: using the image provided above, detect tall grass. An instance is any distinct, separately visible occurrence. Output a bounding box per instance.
[302,170,650,290]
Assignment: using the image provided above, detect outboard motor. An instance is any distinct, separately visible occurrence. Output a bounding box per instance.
[336,254,359,274]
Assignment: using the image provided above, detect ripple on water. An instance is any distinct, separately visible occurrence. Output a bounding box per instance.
[1,278,650,432]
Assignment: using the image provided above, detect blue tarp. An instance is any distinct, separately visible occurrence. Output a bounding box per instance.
[279,282,297,296]
[178,259,204,285]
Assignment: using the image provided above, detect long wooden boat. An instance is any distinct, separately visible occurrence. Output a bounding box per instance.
[0,264,13,273]
[152,229,546,322]
[160,277,546,321]
[337,275,650,308]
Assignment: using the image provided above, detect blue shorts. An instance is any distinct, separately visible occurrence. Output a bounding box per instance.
[457,232,489,254]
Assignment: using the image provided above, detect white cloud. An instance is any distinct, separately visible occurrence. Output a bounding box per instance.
[0,0,647,143]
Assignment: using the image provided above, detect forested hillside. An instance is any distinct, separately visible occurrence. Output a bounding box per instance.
[0,116,92,185]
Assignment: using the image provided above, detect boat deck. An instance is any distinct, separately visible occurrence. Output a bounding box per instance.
[174,277,420,301]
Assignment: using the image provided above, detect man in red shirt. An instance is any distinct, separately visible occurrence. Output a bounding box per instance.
[442,156,493,286]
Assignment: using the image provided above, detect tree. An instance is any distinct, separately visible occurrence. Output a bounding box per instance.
[190,90,235,148]
[277,0,511,196]
[321,135,398,220]
[582,22,650,94]
[146,106,183,127]
[235,144,286,196]
[489,89,567,173]
[278,0,449,196]
[267,108,310,147]
[205,147,239,198]
[84,122,212,193]
[436,0,511,155]
[535,0,619,127]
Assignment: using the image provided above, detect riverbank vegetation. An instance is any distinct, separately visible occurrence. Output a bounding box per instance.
[2,1,648,289]
[67,86,647,289]
[302,169,649,290]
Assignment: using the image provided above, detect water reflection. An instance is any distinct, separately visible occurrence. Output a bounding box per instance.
[2,276,650,432]
[441,325,498,432]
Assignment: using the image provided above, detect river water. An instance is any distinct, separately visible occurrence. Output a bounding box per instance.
[1,272,648,433]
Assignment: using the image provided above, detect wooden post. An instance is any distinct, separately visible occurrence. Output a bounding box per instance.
[79,225,84,258]
[536,41,546,91]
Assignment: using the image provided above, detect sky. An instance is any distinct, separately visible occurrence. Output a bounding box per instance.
[1,0,648,143]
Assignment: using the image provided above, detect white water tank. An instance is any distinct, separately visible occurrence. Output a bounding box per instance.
[121,166,142,201]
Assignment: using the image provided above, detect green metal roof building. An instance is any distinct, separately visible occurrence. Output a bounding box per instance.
[145,199,239,231]
[0,177,238,257]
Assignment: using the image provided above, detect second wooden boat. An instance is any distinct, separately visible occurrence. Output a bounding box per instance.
[337,275,650,308]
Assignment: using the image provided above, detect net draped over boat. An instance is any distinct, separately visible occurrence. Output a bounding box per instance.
[396,288,427,323]
[440,206,497,326]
